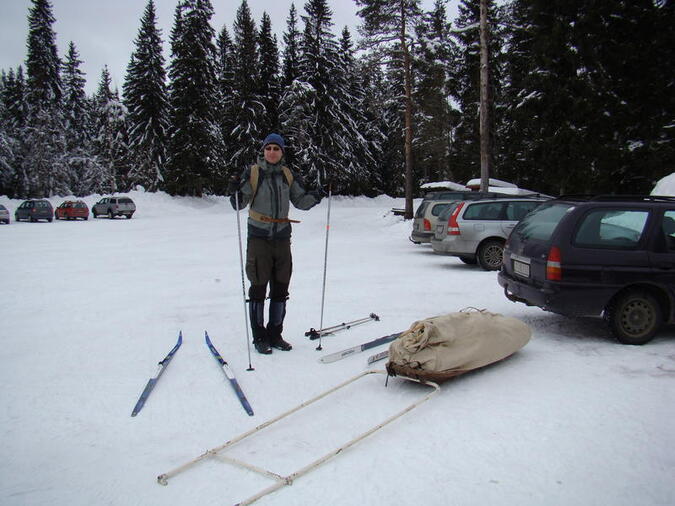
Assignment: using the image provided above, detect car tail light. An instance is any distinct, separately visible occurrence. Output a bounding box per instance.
[546,246,562,281]
[423,219,431,231]
[447,202,465,236]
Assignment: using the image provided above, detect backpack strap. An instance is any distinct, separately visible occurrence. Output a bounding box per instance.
[282,166,294,188]
[250,165,260,200]
[249,165,293,201]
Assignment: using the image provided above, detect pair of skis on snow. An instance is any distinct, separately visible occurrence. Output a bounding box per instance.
[132,328,399,418]
[131,331,253,418]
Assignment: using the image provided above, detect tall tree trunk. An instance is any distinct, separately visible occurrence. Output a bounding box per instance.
[401,1,414,219]
[479,0,491,192]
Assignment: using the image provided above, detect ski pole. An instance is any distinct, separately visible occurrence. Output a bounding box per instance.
[316,183,332,351]
[235,190,254,371]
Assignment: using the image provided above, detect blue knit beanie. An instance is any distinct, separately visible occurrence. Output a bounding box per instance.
[262,133,285,151]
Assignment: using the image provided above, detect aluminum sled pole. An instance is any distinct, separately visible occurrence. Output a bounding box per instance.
[156,370,440,506]
[235,191,254,371]
[316,184,332,351]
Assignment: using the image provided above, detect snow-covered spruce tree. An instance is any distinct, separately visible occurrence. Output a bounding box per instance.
[91,66,131,194]
[123,0,169,192]
[165,0,222,196]
[333,27,378,195]
[226,0,264,173]
[258,12,281,134]
[501,0,599,195]
[282,0,341,188]
[501,0,674,195]
[413,0,459,185]
[61,41,98,196]
[216,24,236,182]
[571,0,674,193]
[355,0,422,217]
[0,68,28,197]
[23,0,66,197]
[281,4,301,88]
[448,0,506,187]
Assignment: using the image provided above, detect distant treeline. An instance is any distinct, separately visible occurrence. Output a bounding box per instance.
[1,0,673,199]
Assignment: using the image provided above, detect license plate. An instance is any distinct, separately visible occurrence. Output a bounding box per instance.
[413,223,419,231]
[513,259,530,278]
[436,224,444,234]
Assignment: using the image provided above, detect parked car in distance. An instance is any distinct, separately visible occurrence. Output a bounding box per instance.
[0,204,9,224]
[55,200,89,220]
[411,191,519,244]
[14,199,53,222]
[431,197,548,270]
[498,195,675,345]
[92,197,136,219]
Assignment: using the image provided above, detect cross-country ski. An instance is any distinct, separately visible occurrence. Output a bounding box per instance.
[319,332,401,364]
[367,349,389,365]
[131,332,183,417]
[204,331,254,416]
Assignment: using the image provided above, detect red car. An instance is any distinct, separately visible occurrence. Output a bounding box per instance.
[55,200,89,220]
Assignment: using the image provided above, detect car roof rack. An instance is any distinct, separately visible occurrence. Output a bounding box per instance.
[557,194,675,203]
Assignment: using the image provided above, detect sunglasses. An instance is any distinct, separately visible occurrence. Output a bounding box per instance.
[264,145,281,152]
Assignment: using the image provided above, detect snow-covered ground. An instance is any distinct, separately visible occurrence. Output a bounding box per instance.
[0,189,673,506]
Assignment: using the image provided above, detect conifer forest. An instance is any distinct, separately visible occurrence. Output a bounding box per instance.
[1,0,673,200]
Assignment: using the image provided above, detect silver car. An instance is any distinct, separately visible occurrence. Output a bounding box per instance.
[410,198,460,244]
[92,197,136,219]
[0,204,9,224]
[431,198,547,270]
[410,190,517,244]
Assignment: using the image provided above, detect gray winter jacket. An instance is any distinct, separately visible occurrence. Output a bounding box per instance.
[230,157,319,239]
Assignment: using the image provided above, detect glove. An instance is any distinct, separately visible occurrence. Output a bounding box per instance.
[227,176,241,195]
[308,189,324,202]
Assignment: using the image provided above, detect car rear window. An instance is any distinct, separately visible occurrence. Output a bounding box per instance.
[505,201,541,221]
[574,209,649,249]
[463,202,504,220]
[431,203,452,217]
[512,202,575,241]
[119,198,133,204]
[415,202,429,218]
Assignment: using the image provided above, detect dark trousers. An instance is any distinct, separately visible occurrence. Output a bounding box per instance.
[246,237,292,302]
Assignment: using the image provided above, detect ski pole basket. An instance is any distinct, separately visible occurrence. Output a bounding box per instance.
[157,370,440,505]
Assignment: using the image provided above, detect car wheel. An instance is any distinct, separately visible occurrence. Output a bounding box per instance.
[606,290,662,345]
[125,214,132,219]
[459,256,477,265]
[477,240,504,271]
[108,210,114,219]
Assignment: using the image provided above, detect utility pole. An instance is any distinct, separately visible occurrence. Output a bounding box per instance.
[479,0,491,192]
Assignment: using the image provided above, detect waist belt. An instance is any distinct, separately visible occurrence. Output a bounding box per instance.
[249,209,300,224]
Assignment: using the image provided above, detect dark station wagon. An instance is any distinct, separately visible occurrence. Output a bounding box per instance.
[498,195,675,344]
[14,199,54,222]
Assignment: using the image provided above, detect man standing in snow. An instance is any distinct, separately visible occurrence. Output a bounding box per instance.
[229,133,322,354]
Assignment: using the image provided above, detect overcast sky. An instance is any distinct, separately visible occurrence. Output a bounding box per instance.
[0,0,451,95]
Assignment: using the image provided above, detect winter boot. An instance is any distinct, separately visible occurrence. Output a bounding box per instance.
[249,300,272,354]
[267,300,292,351]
